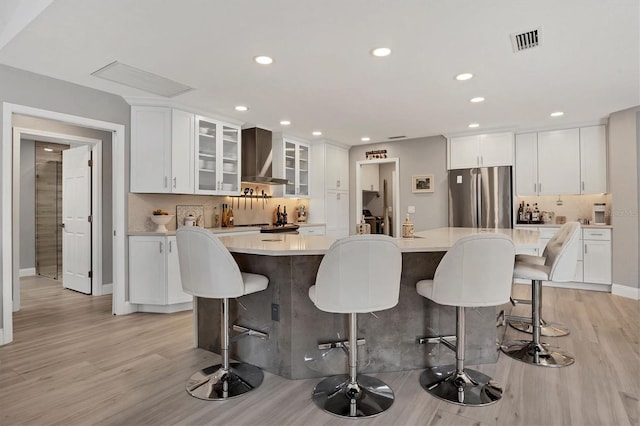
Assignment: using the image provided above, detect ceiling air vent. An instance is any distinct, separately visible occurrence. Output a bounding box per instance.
[388,135,406,140]
[91,61,193,97]
[510,27,542,52]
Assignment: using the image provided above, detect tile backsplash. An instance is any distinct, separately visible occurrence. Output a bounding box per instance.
[129,189,310,232]
[516,194,612,224]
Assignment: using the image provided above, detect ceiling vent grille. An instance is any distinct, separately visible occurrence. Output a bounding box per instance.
[388,135,406,140]
[510,27,542,52]
[91,61,193,97]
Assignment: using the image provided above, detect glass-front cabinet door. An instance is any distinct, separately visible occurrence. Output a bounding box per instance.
[194,116,240,195]
[284,139,310,197]
[219,125,240,195]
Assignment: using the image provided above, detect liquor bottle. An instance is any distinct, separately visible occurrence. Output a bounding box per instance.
[533,203,540,222]
[517,202,524,223]
[227,203,234,227]
[283,206,288,224]
[221,204,228,228]
[525,204,532,223]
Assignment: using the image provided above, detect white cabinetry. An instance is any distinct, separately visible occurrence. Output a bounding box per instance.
[194,116,241,195]
[325,144,349,191]
[298,225,326,236]
[537,128,581,195]
[325,190,349,238]
[515,133,538,196]
[448,132,513,170]
[130,106,194,193]
[580,125,607,194]
[515,125,606,196]
[583,229,612,284]
[361,163,380,192]
[129,236,192,312]
[272,136,310,198]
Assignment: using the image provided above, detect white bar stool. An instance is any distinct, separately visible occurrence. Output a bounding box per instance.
[507,225,573,337]
[308,235,402,419]
[501,222,581,367]
[176,227,269,400]
[416,234,515,406]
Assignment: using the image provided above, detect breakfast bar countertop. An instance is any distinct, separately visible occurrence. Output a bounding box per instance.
[217,227,540,256]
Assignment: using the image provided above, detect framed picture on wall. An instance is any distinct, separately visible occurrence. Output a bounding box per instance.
[411,174,434,193]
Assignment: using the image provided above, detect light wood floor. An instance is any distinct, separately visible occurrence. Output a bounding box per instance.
[1,276,638,426]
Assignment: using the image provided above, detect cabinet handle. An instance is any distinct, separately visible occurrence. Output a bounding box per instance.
[589,233,604,236]
[169,240,173,252]
[582,181,585,191]
[539,183,541,193]
[480,155,484,166]
[164,176,168,188]
[173,177,177,188]
[534,183,536,193]
[337,179,340,188]
[159,242,163,253]
[584,244,588,254]
[337,193,341,200]
[371,184,374,191]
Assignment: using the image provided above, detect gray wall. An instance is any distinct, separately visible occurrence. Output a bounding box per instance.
[1,64,130,330]
[608,105,640,290]
[19,139,35,269]
[13,115,114,284]
[349,135,448,233]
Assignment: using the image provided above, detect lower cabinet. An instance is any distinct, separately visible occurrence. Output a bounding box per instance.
[129,235,192,312]
[325,190,349,238]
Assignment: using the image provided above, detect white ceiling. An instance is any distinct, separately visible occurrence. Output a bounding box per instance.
[0,0,638,145]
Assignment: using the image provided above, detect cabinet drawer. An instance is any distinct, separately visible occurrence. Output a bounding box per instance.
[538,228,559,239]
[583,229,611,241]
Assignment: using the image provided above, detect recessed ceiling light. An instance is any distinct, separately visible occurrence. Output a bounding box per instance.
[43,147,53,152]
[455,73,474,81]
[470,97,485,103]
[468,123,480,128]
[280,120,291,126]
[312,131,322,136]
[361,137,371,142]
[371,47,391,57]
[254,55,274,65]
[234,105,248,112]
[550,111,564,117]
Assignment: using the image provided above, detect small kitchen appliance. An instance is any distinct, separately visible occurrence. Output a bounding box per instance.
[593,203,606,225]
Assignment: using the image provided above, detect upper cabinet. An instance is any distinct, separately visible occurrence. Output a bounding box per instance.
[537,128,581,195]
[361,163,380,192]
[325,143,349,191]
[273,135,310,198]
[515,125,607,196]
[580,126,607,194]
[130,105,240,195]
[130,106,194,193]
[194,116,241,195]
[448,132,514,169]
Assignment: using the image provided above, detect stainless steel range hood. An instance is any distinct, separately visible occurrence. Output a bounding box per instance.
[241,127,289,185]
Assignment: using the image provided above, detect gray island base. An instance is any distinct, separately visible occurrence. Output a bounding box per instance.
[197,251,501,380]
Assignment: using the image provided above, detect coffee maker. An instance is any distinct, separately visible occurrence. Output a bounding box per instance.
[593,203,606,225]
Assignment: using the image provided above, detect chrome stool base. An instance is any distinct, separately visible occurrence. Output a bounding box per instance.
[509,319,570,337]
[419,366,502,406]
[311,374,395,418]
[185,362,264,400]
[501,340,575,367]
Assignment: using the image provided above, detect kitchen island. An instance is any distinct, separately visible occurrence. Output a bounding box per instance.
[196,227,538,379]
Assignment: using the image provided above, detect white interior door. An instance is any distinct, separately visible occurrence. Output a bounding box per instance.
[62,145,92,294]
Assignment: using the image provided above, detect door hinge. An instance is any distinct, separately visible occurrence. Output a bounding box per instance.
[88,271,92,278]
[88,159,93,167]
[88,215,93,223]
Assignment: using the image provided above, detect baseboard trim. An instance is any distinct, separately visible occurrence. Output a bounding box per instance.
[101,283,113,295]
[611,284,640,300]
[0,328,4,345]
[137,301,193,314]
[19,268,36,277]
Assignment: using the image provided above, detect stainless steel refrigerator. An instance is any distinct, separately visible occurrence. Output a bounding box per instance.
[448,166,512,228]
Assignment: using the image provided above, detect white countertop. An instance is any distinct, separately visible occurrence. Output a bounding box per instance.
[129,222,325,237]
[218,227,540,256]
[515,223,612,229]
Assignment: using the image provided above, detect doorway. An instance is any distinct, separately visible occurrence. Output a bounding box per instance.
[2,103,129,346]
[355,158,401,237]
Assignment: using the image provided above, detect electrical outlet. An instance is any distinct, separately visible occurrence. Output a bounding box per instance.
[408,205,416,214]
[271,303,280,321]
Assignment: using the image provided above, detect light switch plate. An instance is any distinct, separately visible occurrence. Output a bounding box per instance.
[408,205,416,214]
